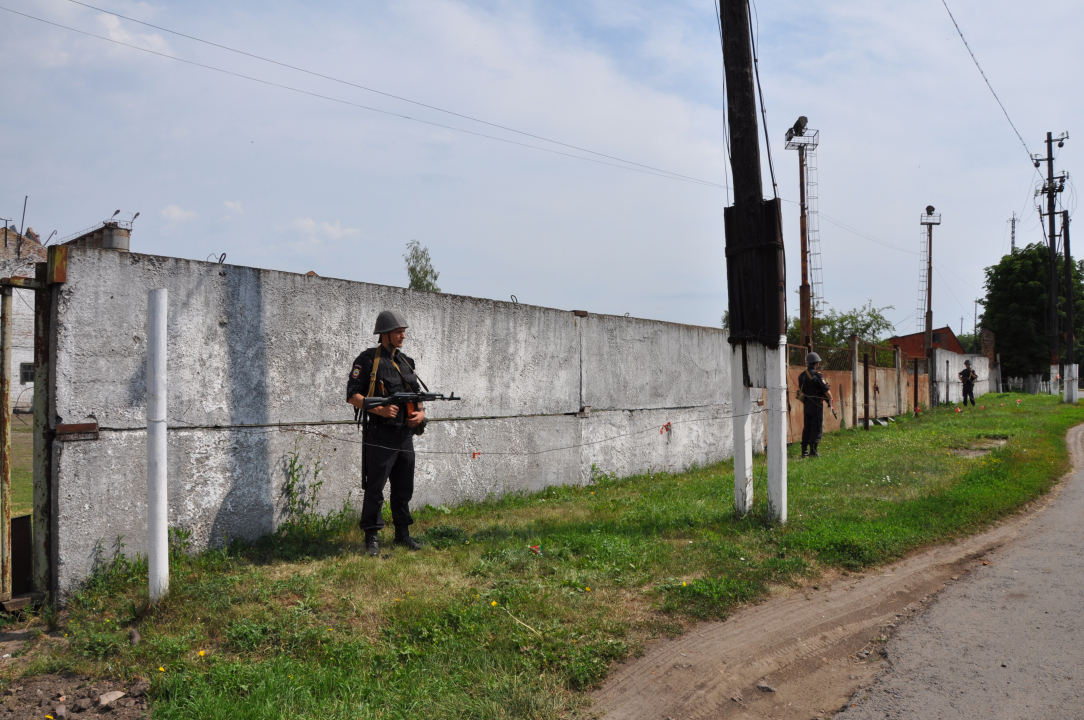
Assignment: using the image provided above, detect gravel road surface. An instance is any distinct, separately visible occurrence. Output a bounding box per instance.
[836,425,1084,719]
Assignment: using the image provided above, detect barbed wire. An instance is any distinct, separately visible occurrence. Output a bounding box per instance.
[112,405,768,458]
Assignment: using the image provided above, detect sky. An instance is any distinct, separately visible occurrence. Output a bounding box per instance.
[1,0,1080,333]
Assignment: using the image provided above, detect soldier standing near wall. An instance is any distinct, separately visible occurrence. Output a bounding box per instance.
[958,359,977,407]
[347,311,427,557]
[797,352,834,458]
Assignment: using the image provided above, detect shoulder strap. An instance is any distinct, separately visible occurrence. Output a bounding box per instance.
[366,345,382,397]
[388,352,429,392]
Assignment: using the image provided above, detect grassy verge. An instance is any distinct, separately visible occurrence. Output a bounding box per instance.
[12,413,33,517]
[10,395,1084,719]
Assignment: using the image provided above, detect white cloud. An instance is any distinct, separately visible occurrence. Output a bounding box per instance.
[161,205,196,222]
[98,14,170,53]
[224,201,243,214]
[286,218,362,244]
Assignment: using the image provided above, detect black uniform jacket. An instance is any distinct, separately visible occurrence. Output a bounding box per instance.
[798,368,830,405]
[346,346,420,429]
[958,368,977,386]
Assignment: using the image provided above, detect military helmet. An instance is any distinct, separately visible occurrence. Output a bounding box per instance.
[964,359,972,366]
[806,352,822,365]
[373,310,409,335]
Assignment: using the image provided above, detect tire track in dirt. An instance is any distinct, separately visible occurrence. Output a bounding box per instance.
[591,425,1082,720]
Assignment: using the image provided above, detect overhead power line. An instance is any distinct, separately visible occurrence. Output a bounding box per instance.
[1,5,728,188]
[57,0,724,189]
[938,0,1038,178]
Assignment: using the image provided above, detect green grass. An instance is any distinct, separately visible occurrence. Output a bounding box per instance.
[11,413,33,517]
[14,394,1084,719]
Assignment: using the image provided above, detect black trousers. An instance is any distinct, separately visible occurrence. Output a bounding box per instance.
[802,399,824,444]
[360,423,415,532]
[962,384,976,406]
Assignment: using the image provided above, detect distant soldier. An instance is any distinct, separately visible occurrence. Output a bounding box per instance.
[959,359,978,407]
[798,352,834,458]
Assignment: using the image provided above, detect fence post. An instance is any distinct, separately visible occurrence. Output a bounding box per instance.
[849,335,858,429]
[0,286,10,601]
[147,289,169,603]
[894,348,902,416]
[913,358,919,416]
[863,352,870,431]
[946,360,950,406]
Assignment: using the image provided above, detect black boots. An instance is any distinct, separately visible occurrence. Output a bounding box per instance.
[366,527,420,556]
[393,525,420,551]
[365,531,380,557]
[800,443,809,458]
[809,443,821,457]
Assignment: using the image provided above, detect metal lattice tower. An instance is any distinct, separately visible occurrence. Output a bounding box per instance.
[916,225,929,333]
[805,146,825,316]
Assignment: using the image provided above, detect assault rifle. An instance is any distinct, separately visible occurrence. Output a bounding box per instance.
[362,391,462,414]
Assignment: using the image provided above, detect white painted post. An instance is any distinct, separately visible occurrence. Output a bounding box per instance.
[730,344,753,515]
[1051,364,1060,396]
[766,336,788,523]
[147,289,168,603]
[1065,364,1079,403]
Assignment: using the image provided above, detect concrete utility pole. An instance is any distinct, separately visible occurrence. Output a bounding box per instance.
[1035,132,1069,394]
[1046,132,1060,381]
[720,0,788,522]
[1064,211,1078,403]
[1010,212,1016,252]
[921,206,940,355]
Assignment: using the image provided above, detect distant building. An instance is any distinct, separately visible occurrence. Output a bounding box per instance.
[0,218,134,410]
[887,326,965,357]
[0,226,47,411]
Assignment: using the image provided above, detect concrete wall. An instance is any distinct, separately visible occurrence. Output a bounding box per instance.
[931,349,991,404]
[49,249,760,590]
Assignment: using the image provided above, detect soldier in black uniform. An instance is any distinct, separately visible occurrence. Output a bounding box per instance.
[347,310,426,557]
[958,359,978,406]
[797,352,834,458]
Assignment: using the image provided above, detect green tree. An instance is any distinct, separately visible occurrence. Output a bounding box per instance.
[404,240,440,292]
[956,332,981,354]
[980,242,1084,378]
[785,301,895,348]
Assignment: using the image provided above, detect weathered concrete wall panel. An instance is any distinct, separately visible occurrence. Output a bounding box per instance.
[50,249,750,590]
[932,350,990,404]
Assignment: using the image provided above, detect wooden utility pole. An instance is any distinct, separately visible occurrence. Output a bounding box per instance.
[798,145,811,349]
[921,207,939,355]
[1064,210,1076,402]
[720,0,787,522]
[1046,132,1060,371]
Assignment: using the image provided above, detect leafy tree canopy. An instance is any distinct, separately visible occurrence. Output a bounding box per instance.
[980,242,1084,378]
[404,240,440,293]
[785,300,895,348]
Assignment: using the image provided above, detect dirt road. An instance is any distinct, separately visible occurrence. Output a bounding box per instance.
[591,425,1084,720]
[835,426,1084,719]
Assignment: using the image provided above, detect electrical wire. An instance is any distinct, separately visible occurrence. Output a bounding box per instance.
[114,406,767,458]
[747,0,778,199]
[58,0,727,188]
[713,0,732,205]
[0,5,727,190]
[938,0,1039,181]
